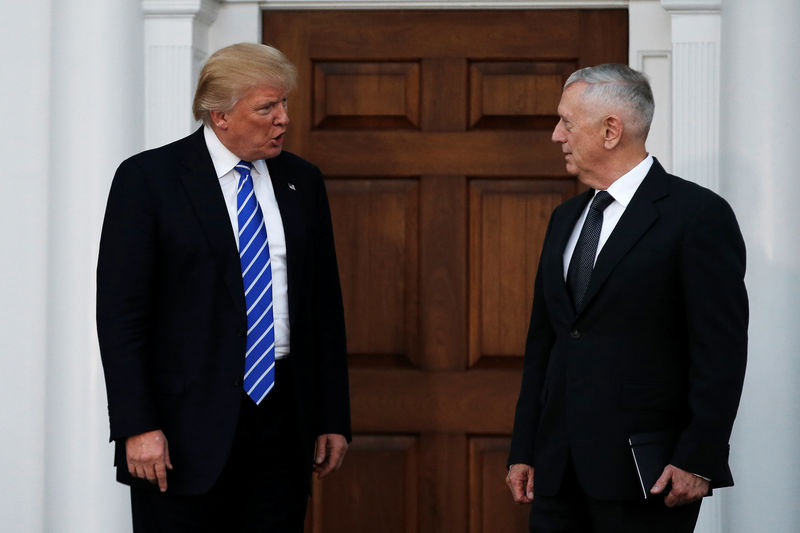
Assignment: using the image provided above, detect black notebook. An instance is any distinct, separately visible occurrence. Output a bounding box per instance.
[628,429,678,499]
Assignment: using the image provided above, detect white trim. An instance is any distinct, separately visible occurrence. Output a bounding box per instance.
[143,0,220,24]
[254,0,628,9]
[667,10,720,193]
[661,0,719,14]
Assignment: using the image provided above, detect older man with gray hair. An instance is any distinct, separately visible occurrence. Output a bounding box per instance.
[506,64,747,533]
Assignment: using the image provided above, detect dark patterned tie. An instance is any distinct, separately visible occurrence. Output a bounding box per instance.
[236,161,275,404]
[567,191,614,310]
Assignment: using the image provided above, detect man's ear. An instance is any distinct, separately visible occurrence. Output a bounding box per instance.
[602,115,623,149]
[209,109,228,130]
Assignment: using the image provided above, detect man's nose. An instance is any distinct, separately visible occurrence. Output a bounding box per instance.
[552,120,565,143]
[275,102,289,125]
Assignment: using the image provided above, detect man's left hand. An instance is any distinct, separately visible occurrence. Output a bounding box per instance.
[313,433,348,479]
[650,464,709,507]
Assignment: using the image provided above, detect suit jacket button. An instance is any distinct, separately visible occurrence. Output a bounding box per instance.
[233,377,243,388]
[570,329,581,339]
[238,328,246,338]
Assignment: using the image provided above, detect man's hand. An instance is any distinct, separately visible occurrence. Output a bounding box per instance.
[126,429,173,492]
[313,433,348,479]
[650,464,709,507]
[506,464,535,504]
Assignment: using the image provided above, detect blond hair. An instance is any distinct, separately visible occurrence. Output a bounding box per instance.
[192,43,297,125]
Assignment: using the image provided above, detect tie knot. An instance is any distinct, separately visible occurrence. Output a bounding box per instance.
[590,190,614,212]
[235,160,253,175]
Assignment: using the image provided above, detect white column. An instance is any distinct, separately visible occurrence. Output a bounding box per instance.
[143,0,219,149]
[720,0,800,531]
[629,0,673,170]
[210,0,262,51]
[662,0,720,192]
[46,0,145,532]
[661,2,723,532]
[0,1,51,531]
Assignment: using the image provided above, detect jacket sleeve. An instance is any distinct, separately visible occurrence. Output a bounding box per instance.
[670,193,748,485]
[96,159,161,442]
[309,168,352,441]
[508,213,557,468]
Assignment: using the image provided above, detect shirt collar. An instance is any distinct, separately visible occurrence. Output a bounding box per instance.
[203,125,269,179]
[601,154,653,207]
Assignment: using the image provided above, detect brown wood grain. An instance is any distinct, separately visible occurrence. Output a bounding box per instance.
[265,8,628,531]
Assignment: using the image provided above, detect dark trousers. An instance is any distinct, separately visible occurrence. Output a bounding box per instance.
[131,359,308,533]
[530,454,702,533]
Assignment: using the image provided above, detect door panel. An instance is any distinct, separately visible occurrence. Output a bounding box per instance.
[262,9,628,532]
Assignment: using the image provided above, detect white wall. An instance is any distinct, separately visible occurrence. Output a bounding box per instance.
[45,0,145,529]
[720,0,800,531]
[1,0,144,531]
[0,1,51,530]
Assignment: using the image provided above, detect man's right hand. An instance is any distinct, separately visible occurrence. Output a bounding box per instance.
[126,429,173,492]
[506,463,535,503]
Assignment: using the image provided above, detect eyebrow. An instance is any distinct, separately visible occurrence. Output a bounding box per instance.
[253,97,285,110]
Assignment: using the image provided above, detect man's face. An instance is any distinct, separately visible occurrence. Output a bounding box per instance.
[216,84,289,161]
[551,82,606,186]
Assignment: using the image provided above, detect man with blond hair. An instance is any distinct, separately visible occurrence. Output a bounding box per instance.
[506,64,747,532]
[97,43,350,532]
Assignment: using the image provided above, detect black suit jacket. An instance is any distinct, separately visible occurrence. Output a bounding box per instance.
[508,159,747,500]
[97,128,350,495]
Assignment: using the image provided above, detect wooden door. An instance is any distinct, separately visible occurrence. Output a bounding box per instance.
[262,10,628,533]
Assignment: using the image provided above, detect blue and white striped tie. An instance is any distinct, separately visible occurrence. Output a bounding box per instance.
[236,161,275,405]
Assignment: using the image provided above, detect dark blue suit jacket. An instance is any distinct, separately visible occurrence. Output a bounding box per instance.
[508,159,747,500]
[97,127,350,495]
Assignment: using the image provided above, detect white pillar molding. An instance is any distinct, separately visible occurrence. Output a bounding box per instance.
[628,0,672,170]
[143,0,220,148]
[659,4,724,532]
[661,0,720,191]
[720,0,800,531]
[46,1,145,532]
[0,1,51,531]
[210,1,262,51]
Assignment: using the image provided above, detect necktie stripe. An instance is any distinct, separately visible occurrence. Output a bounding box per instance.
[245,260,271,296]
[248,304,273,335]
[247,370,275,403]
[235,160,275,405]
[239,206,258,235]
[247,317,274,349]
[253,382,275,405]
[241,242,268,277]
[237,188,255,215]
[246,362,275,395]
[246,281,272,315]
[245,342,275,380]
[240,221,266,257]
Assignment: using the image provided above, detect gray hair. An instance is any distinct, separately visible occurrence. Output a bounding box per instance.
[564,64,654,141]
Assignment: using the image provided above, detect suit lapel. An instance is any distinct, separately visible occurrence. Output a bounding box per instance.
[178,128,247,322]
[266,154,304,326]
[578,159,670,313]
[546,189,593,313]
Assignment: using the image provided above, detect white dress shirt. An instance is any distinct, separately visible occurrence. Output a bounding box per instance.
[204,126,291,358]
[562,155,653,280]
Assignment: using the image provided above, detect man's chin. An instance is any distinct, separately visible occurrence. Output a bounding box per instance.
[252,147,283,161]
[564,162,579,177]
